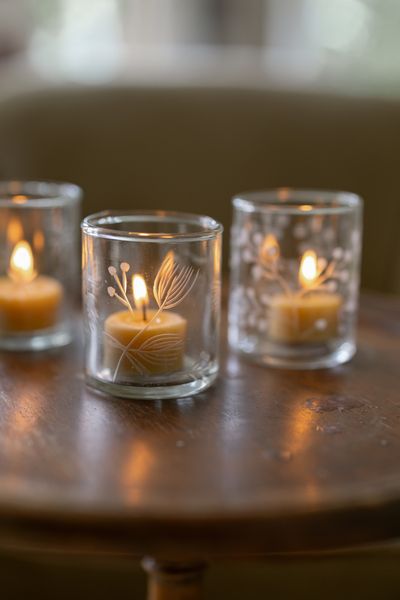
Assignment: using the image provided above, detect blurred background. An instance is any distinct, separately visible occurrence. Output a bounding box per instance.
[0,0,399,293]
[0,1,399,598]
[2,0,400,92]
[0,0,400,293]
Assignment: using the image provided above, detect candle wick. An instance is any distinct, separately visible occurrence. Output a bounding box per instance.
[142,304,148,322]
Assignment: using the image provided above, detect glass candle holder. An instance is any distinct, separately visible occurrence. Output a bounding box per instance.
[0,181,82,350]
[229,190,363,369]
[82,211,223,400]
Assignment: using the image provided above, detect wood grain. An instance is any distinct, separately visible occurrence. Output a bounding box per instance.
[0,293,399,556]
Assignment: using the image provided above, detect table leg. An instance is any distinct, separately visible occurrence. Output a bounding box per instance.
[142,557,207,600]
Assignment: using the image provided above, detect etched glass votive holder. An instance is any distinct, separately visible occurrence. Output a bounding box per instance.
[0,181,82,350]
[229,190,363,369]
[82,211,223,399]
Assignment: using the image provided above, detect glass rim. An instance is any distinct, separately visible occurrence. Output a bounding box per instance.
[0,180,82,208]
[232,189,362,216]
[81,210,224,242]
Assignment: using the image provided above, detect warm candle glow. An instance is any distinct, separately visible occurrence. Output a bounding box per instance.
[132,274,149,320]
[260,233,280,263]
[12,195,27,205]
[8,241,37,283]
[7,217,23,245]
[277,188,290,201]
[299,250,318,289]
[33,229,45,252]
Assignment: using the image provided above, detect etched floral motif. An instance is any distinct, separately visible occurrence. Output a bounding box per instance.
[230,210,359,339]
[106,252,198,380]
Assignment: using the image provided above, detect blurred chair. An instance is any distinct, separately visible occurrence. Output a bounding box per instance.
[0,85,399,292]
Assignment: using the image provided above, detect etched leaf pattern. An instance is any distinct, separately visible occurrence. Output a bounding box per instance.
[106,253,198,379]
[259,243,340,299]
[153,250,199,310]
[297,258,338,297]
[233,219,353,337]
[230,209,361,344]
[135,334,184,367]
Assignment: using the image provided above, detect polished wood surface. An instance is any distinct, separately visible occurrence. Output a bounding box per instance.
[0,293,399,555]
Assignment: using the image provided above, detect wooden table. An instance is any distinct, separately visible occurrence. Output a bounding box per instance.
[0,293,399,599]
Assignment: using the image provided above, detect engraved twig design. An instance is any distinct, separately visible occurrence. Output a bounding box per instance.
[258,236,339,297]
[106,252,198,380]
[107,262,133,311]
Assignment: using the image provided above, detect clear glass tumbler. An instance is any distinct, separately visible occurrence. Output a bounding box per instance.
[229,189,363,369]
[82,211,223,399]
[0,180,82,350]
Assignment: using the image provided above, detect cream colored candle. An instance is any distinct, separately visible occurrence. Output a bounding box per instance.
[269,249,342,343]
[0,240,63,332]
[105,309,187,375]
[269,292,342,343]
[104,274,187,376]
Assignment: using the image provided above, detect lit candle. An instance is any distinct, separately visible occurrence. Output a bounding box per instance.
[268,249,342,343]
[104,261,187,378]
[0,239,63,332]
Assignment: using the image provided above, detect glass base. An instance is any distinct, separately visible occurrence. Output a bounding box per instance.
[0,327,72,351]
[233,338,356,370]
[85,369,218,400]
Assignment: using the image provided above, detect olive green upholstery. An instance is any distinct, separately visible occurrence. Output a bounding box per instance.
[0,86,399,293]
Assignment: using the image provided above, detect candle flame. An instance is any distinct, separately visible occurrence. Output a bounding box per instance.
[8,240,37,283]
[299,249,318,288]
[132,274,149,309]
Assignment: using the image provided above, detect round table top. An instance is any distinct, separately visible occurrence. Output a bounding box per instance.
[0,293,399,556]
